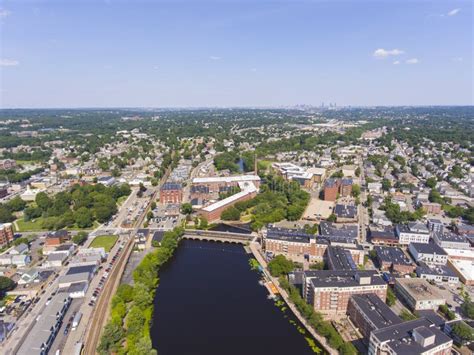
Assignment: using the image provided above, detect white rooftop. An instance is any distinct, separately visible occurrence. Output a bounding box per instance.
[193,175,260,184]
[449,259,474,281]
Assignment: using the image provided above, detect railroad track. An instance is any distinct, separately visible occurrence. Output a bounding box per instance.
[83,235,134,355]
[83,164,172,354]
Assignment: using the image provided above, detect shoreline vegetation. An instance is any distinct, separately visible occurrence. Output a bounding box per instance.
[97,227,184,355]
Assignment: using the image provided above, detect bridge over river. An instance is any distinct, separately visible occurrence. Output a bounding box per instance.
[182,229,254,244]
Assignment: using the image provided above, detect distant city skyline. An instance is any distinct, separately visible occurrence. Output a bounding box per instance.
[0,0,472,108]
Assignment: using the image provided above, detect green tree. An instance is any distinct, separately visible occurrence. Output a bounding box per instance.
[221,207,241,221]
[180,203,193,215]
[74,207,93,228]
[426,177,437,189]
[7,196,26,212]
[386,287,396,306]
[351,184,361,198]
[13,237,29,246]
[451,321,474,345]
[382,179,392,191]
[0,276,15,296]
[268,255,294,277]
[72,232,88,245]
[0,205,14,223]
[35,192,52,211]
[97,322,124,354]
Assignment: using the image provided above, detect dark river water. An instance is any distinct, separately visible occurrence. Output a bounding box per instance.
[151,240,318,355]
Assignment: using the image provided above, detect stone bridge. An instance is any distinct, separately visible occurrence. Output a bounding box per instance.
[182,229,254,244]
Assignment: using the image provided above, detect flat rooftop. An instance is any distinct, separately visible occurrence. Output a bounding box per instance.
[350,293,402,329]
[372,318,452,354]
[305,270,385,288]
[193,175,261,184]
[396,278,444,300]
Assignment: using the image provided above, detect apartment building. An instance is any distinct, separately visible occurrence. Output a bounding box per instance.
[303,270,387,315]
[0,223,14,248]
[395,222,430,245]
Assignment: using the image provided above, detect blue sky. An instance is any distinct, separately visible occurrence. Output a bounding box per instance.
[0,0,472,108]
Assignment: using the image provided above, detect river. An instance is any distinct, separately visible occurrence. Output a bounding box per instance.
[151,240,320,355]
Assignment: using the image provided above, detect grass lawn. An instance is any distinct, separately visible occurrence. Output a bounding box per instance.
[90,235,118,252]
[117,195,128,206]
[15,218,100,232]
[15,218,46,232]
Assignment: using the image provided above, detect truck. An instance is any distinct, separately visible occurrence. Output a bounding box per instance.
[72,312,82,330]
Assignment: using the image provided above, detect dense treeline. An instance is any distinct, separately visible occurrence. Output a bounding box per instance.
[0,168,44,183]
[98,227,184,355]
[22,183,131,230]
[0,196,28,223]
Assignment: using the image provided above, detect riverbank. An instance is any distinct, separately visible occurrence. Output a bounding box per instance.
[151,240,316,355]
[248,241,340,355]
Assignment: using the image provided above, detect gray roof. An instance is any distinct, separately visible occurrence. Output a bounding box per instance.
[416,263,457,278]
[319,221,358,240]
[305,270,385,288]
[372,318,452,354]
[374,246,413,266]
[434,231,468,244]
[350,293,402,329]
[410,242,447,256]
[334,204,357,219]
[327,246,357,271]
[266,225,314,244]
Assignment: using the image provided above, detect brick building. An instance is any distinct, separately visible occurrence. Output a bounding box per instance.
[303,270,387,315]
[347,293,402,344]
[374,246,416,274]
[323,178,339,201]
[323,178,353,201]
[262,225,328,262]
[0,223,14,248]
[160,182,183,204]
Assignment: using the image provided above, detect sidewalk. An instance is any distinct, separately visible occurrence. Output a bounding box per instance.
[249,242,338,355]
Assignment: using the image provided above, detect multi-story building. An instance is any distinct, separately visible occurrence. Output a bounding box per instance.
[395,222,430,245]
[0,223,14,248]
[432,231,470,250]
[262,225,328,262]
[347,293,402,344]
[198,181,258,222]
[303,270,387,315]
[326,246,364,270]
[395,278,445,311]
[323,178,339,201]
[416,263,459,285]
[191,175,261,201]
[427,219,444,234]
[447,259,474,286]
[340,178,353,197]
[369,318,452,355]
[408,243,448,265]
[374,246,416,274]
[369,227,399,246]
[160,182,183,204]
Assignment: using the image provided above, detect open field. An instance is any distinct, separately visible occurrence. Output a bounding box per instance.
[14,218,100,232]
[90,235,118,252]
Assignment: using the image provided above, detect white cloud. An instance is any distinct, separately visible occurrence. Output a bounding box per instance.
[0,8,11,19]
[0,58,19,67]
[393,60,400,65]
[405,58,419,64]
[250,68,257,72]
[452,57,463,62]
[373,48,404,58]
[153,65,159,70]
[209,56,222,60]
[447,8,461,16]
